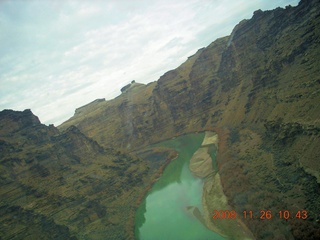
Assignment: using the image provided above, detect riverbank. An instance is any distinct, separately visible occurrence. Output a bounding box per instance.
[126,149,178,239]
[134,133,223,240]
[189,130,255,240]
[133,129,254,239]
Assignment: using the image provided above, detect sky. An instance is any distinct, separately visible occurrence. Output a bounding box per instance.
[0,0,300,126]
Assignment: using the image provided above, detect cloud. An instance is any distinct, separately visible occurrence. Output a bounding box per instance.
[0,0,299,125]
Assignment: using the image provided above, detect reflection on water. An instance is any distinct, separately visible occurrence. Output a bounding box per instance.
[135,133,224,240]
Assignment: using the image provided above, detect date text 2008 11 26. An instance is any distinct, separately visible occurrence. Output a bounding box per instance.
[212,210,308,220]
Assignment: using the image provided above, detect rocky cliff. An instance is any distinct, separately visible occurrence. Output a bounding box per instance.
[59,0,320,239]
[0,109,176,239]
[60,0,320,150]
[1,0,320,239]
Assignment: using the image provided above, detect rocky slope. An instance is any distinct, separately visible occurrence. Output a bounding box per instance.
[59,0,320,239]
[0,109,176,239]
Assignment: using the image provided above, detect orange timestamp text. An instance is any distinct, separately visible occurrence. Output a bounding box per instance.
[212,210,308,220]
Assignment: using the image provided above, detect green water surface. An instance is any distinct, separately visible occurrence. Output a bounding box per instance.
[135,133,224,240]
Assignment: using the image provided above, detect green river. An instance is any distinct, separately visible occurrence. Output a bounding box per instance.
[135,133,224,240]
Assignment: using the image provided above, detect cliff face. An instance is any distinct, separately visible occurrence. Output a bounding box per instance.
[59,1,320,239]
[60,0,319,150]
[0,109,165,239]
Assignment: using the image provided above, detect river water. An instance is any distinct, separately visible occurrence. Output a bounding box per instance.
[135,133,224,240]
